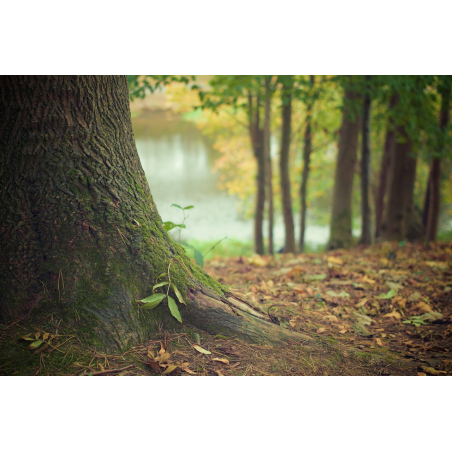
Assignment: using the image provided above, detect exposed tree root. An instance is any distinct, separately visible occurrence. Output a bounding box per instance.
[184,286,313,345]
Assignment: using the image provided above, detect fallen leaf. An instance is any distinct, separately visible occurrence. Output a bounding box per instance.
[408,292,422,302]
[192,345,212,355]
[158,344,165,355]
[376,338,383,346]
[353,321,370,337]
[42,332,49,341]
[353,312,373,325]
[156,352,171,363]
[35,332,41,340]
[325,315,339,323]
[355,298,368,308]
[248,255,267,267]
[28,340,43,350]
[215,370,225,376]
[384,311,401,319]
[417,372,427,376]
[181,367,196,375]
[421,366,447,376]
[412,301,433,313]
[362,275,376,285]
[379,289,396,299]
[386,281,403,290]
[317,327,325,333]
[163,365,178,375]
[212,358,230,365]
[327,256,343,266]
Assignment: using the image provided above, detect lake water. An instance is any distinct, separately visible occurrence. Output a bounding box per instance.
[132,111,329,249]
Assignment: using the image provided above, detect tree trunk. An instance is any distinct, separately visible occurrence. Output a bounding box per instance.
[426,83,451,242]
[299,75,314,252]
[360,75,372,245]
[279,77,296,253]
[380,126,416,242]
[248,93,266,255]
[329,88,361,249]
[264,77,274,254]
[0,76,306,352]
[375,95,397,239]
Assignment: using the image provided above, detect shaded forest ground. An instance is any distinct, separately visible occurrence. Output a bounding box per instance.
[1,242,451,376]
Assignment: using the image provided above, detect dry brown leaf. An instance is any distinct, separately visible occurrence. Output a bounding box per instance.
[376,338,383,346]
[248,255,267,267]
[417,372,427,376]
[215,370,225,376]
[421,366,446,376]
[158,343,165,355]
[339,329,347,334]
[355,298,368,308]
[230,362,240,368]
[384,311,401,319]
[35,332,41,339]
[213,358,230,365]
[317,327,325,333]
[156,352,171,363]
[412,301,433,313]
[192,345,212,355]
[181,367,196,375]
[42,332,49,341]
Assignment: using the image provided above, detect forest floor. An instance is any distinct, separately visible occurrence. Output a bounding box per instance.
[1,242,451,376]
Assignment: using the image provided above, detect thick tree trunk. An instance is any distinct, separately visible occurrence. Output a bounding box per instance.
[264,77,274,254]
[248,94,266,255]
[0,76,306,352]
[426,83,450,242]
[380,126,416,242]
[360,75,372,245]
[329,88,361,249]
[279,78,296,253]
[299,75,315,253]
[375,95,397,239]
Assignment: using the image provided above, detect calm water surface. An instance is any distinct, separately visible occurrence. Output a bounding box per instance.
[132,111,329,247]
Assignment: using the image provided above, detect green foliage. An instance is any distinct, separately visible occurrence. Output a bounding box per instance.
[127,75,196,100]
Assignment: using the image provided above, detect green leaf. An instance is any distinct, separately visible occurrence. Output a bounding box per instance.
[306,273,327,282]
[139,293,166,309]
[156,273,167,281]
[379,289,396,299]
[172,284,186,305]
[171,204,183,210]
[193,248,204,268]
[153,281,169,291]
[183,205,194,210]
[168,296,182,323]
[180,241,193,249]
[28,340,43,350]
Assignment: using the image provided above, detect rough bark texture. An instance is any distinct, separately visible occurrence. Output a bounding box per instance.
[264,77,274,254]
[360,75,372,245]
[375,95,397,239]
[248,94,266,255]
[279,79,296,253]
[380,126,416,242]
[0,76,306,352]
[329,88,361,249]
[426,84,450,242]
[300,75,315,252]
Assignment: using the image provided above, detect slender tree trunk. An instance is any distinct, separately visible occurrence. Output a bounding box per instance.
[0,76,306,352]
[264,77,274,254]
[329,87,361,249]
[380,126,416,241]
[426,83,451,242]
[360,75,372,245]
[248,94,266,255]
[375,95,397,239]
[299,75,314,252]
[279,77,296,253]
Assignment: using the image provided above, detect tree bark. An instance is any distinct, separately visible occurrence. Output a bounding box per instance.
[299,75,314,252]
[264,77,274,254]
[248,93,266,255]
[0,76,307,352]
[375,95,397,239]
[279,77,296,253]
[426,82,451,242]
[329,87,361,249]
[380,126,416,242]
[360,75,372,245]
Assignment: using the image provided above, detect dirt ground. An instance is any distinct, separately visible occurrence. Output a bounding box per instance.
[1,241,451,376]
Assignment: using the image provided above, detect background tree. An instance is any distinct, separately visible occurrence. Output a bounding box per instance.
[329,77,362,249]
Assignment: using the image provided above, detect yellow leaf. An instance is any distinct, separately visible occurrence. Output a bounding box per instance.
[339,329,347,334]
[163,365,178,375]
[362,275,376,285]
[413,302,433,313]
[376,338,383,346]
[192,345,212,355]
[327,256,343,266]
[156,352,171,363]
[248,255,267,267]
[417,372,427,376]
[384,311,401,319]
[421,366,446,376]
[355,298,368,308]
[212,358,230,365]
[42,332,49,341]
[317,327,325,333]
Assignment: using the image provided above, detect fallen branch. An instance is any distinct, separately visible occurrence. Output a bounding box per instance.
[91,364,136,376]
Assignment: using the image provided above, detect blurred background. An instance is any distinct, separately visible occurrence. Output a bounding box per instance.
[128,75,452,259]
